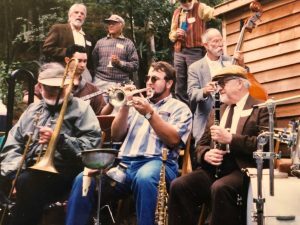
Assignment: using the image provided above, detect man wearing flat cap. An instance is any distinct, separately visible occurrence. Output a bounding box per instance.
[168,64,269,225]
[92,14,139,96]
[0,62,101,225]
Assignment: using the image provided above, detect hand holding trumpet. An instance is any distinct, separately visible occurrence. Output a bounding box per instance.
[131,96,153,116]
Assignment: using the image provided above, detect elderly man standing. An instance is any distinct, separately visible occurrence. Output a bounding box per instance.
[42,3,93,82]
[168,65,269,225]
[92,14,139,94]
[188,28,245,145]
[169,0,214,104]
[0,63,101,225]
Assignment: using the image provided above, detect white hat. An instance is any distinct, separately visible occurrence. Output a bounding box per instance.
[105,14,125,25]
[38,63,71,87]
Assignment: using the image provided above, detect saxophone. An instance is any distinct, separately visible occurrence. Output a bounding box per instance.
[155,148,168,225]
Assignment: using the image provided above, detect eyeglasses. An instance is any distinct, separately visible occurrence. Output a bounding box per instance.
[145,75,165,83]
[217,77,239,88]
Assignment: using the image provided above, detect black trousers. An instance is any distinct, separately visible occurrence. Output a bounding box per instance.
[9,169,75,225]
[168,168,247,225]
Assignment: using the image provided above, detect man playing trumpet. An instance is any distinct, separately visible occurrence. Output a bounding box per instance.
[66,61,192,225]
[0,63,101,225]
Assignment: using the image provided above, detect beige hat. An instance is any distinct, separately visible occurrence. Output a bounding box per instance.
[212,65,247,82]
[105,14,125,25]
[38,62,71,87]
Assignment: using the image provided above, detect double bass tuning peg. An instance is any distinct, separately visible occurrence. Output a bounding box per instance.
[250,0,262,13]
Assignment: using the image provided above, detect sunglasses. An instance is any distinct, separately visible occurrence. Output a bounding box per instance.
[217,77,239,88]
[145,75,166,83]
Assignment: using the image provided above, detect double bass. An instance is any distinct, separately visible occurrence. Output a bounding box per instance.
[232,0,268,101]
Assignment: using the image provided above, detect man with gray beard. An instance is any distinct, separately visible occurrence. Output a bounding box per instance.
[0,63,101,225]
[188,28,245,146]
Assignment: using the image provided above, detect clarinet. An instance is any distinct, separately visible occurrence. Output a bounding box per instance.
[213,91,222,178]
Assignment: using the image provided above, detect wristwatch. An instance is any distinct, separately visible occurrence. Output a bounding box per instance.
[144,110,154,120]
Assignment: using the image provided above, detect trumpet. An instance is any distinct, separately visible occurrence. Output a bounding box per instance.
[108,87,153,107]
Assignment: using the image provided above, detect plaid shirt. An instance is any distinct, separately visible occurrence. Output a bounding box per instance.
[92,34,139,82]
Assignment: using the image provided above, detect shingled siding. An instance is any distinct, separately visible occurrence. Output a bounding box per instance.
[215,0,300,127]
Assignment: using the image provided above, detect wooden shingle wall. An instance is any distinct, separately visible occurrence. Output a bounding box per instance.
[215,0,300,127]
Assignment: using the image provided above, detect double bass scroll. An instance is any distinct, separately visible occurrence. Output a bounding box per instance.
[232,0,268,101]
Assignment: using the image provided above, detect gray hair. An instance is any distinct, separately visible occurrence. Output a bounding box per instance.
[240,78,251,89]
[68,3,87,19]
[201,28,222,44]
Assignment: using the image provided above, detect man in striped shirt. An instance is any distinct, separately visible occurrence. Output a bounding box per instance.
[92,14,139,95]
[66,61,192,225]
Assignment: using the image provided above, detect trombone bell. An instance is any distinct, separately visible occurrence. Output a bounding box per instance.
[30,156,58,173]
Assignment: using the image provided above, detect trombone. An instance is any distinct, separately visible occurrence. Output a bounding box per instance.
[30,58,79,173]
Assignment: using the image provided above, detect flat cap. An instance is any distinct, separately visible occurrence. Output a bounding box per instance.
[105,14,125,25]
[38,63,70,87]
[212,65,247,81]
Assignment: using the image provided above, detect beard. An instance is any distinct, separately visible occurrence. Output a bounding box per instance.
[149,87,166,101]
[208,46,223,58]
[44,98,64,106]
[41,91,64,106]
[71,19,84,28]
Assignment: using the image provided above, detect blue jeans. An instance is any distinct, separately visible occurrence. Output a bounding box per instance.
[66,157,178,225]
[173,47,204,105]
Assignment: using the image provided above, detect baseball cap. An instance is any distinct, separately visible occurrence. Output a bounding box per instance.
[212,65,247,82]
[38,63,71,87]
[105,14,125,25]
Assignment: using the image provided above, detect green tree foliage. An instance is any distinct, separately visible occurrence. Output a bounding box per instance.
[0,0,224,100]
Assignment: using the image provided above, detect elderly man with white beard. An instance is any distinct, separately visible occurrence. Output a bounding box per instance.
[42,3,94,82]
[188,28,246,146]
[0,62,101,225]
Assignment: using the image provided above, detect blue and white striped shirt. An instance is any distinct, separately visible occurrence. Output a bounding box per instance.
[118,95,192,159]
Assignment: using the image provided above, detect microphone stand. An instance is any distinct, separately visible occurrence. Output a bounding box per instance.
[253,132,268,225]
[253,99,278,225]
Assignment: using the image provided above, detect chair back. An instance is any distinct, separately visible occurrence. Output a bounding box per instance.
[97,115,116,147]
[0,69,36,150]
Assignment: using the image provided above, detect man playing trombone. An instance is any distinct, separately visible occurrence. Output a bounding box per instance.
[0,63,101,225]
[65,61,192,225]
